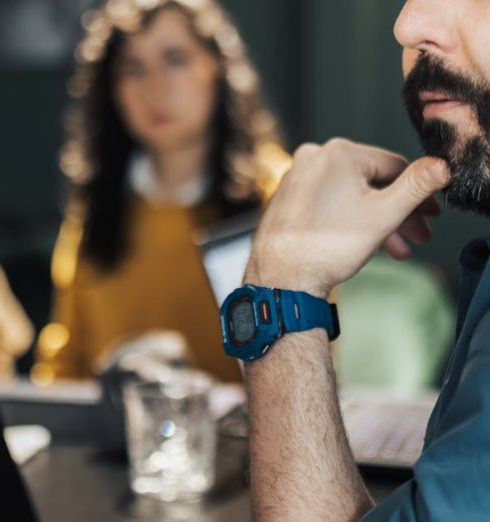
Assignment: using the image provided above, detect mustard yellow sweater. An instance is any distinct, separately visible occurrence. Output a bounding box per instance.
[35,198,242,382]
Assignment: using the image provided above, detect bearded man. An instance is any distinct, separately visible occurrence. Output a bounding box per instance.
[221,1,490,520]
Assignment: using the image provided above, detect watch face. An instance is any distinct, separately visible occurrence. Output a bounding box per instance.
[229,297,257,345]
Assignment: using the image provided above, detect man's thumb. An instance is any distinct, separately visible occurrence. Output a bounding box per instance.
[383,157,450,221]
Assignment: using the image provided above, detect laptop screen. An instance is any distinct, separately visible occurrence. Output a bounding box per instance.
[201,232,253,307]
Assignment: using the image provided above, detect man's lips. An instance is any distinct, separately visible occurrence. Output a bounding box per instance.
[419,91,468,119]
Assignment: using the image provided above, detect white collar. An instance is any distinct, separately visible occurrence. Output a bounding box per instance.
[128,152,210,207]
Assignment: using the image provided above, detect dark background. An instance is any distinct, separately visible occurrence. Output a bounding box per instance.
[0,0,488,369]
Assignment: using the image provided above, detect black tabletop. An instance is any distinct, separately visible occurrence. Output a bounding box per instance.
[20,437,410,522]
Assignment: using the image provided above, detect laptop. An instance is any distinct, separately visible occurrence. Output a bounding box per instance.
[196,215,438,469]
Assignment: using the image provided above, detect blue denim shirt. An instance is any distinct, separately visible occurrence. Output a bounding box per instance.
[362,239,490,521]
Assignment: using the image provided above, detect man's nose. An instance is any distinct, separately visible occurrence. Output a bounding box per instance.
[394,0,456,56]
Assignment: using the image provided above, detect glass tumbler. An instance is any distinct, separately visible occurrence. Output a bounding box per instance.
[123,370,217,502]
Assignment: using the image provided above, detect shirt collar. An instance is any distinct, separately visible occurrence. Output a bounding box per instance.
[128,152,210,207]
[459,238,490,272]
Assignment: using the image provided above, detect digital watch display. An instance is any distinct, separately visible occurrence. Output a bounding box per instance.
[228,297,257,345]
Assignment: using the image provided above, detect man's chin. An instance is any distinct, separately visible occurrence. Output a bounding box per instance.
[438,136,490,218]
[422,116,481,153]
[442,186,490,218]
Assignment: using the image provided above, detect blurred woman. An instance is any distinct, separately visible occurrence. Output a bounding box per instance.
[33,0,290,383]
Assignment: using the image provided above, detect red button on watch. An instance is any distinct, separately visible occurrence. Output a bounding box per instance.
[259,301,271,324]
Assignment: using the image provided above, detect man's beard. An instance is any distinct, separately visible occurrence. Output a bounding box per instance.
[403,55,490,217]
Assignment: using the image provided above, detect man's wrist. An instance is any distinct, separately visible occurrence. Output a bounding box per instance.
[243,257,331,298]
[244,328,330,370]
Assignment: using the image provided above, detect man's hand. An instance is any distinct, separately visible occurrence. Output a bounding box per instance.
[244,139,450,522]
[246,138,449,296]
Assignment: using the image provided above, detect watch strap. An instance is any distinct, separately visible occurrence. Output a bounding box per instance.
[279,289,340,340]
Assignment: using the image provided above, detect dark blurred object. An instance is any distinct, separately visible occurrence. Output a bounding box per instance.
[0,0,97,70]
[0,413,39,521]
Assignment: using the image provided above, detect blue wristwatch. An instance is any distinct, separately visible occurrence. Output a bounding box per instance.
[220,285,340,361]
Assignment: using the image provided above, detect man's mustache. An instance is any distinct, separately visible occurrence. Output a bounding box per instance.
[402,55,487,129]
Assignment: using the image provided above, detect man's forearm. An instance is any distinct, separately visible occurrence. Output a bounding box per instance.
[245,329,374,521]
[240,140,448,520]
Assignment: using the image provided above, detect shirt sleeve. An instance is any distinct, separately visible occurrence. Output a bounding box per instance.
[360,318,490,521]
